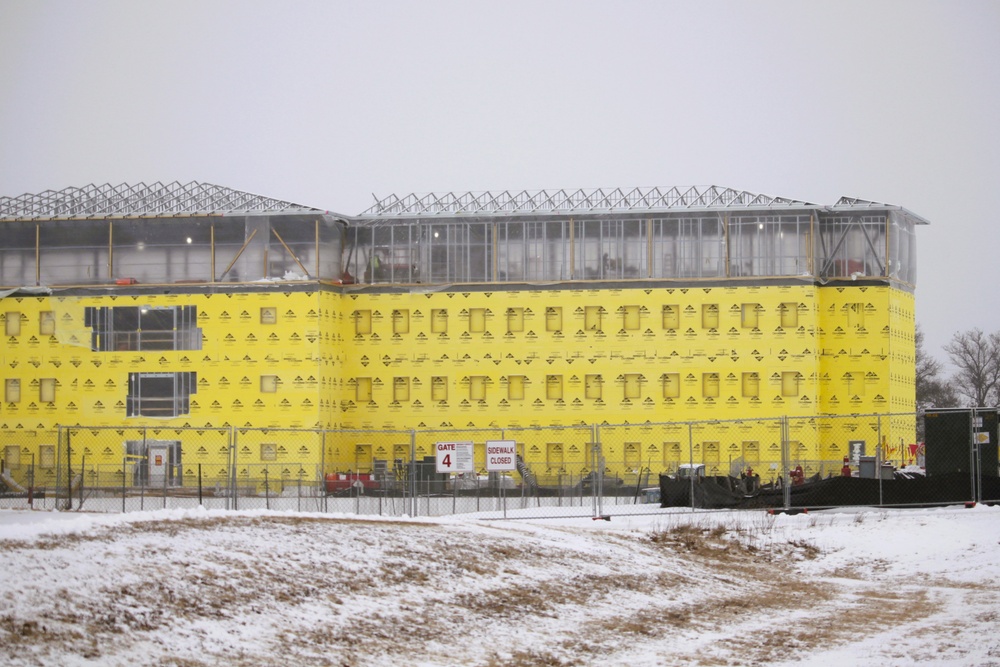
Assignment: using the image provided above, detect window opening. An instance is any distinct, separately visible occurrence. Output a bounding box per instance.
[4,379,19,403]
[39,378,56,403]
[431,308,448,333]
[546,375,563,400]
[662,304,679,330]
[508,375,525,401]
[624,373,641,399]
[780,302,798,328]
[545,306,562,332]
[506,307,524,333]
[356,377,372,403]
[663,373,680,399]
[85,305,201,351]
[126,372,196,417]
[39,311,55,335]
[702,373,719,398]
[392,309,409,334]
[5,311,20,336]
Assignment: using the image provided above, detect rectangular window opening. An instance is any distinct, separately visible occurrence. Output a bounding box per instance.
[356,377,373,403]
[780,302,798,328]
[431,308,448,333]
[39,311,56,335]
[469,375,487,401]
[5,311,20,337]
[546,374,563,400]
[431,376,448,402]
[39,378,56,403]
[4,379,19,403]
[40,444,55,468]
[506,307,524,333]
[702,373,719,398]
[545,306,562,332]
[469,307,486,333]
[623,305,640,331]
[584,306,602,332]
[261,443,277,462]
[393,377,410,402]
[85,305,201,351]
[701,304,719,329]
[355,309,372,335]
[392,309,410,334]
[781,371,800,397]
[508,375,525,401]
[624,373,641,399]
[662,304,680,330]
[663,373,680,399]
[126,372,196,417]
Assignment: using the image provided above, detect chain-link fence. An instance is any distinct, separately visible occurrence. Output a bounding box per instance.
[0,410,996,517]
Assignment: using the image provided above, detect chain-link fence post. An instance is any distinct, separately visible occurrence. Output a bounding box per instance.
[28,453,35,510]
[972,408,981,503]
[409,429,417,517]
[264,466,270,511]
[121,455,128,513]
[781,417,790,511]
[65,426,73,511]
[231,429,238,511]
[877,415,884,506]
[686,422,695,511]
[79,454,86,510]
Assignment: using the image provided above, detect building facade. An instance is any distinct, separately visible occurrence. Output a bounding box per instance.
[0,183,924,488]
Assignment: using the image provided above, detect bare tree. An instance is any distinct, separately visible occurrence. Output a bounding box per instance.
[943,328,1000,407]
[916,324,958,410]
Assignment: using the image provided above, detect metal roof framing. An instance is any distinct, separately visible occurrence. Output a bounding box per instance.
[361,185,818,218]
[0,181,330,221]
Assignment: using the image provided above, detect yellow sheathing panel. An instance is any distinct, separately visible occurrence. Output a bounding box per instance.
[340,285,822,429]
[1,291,325,480]
[1,280,917,482]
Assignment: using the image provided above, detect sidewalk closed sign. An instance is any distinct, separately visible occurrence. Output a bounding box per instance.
[486,440,516,471]
[436,441,473,473]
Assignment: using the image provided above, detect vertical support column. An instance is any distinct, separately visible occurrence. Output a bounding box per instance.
[36,223,41,286]
[107,221,113,281]
[210,224,216,283]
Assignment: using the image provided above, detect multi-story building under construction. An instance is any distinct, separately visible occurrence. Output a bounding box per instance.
[0,182,925,490]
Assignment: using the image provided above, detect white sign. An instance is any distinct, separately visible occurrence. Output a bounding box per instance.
[486,440,517,472]
[436,441,474,473]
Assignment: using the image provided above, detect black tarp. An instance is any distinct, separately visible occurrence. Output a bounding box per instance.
[660,472,1000,509]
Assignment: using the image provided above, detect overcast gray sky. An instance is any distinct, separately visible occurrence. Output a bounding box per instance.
[1,0,997,362]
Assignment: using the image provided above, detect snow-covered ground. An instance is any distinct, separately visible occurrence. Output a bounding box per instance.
[0,504,997,666]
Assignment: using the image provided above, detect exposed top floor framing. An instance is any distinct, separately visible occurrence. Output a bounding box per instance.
[0,183,927,289]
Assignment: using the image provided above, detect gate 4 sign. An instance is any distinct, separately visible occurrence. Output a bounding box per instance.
[485,440,517,472]
[436,441,474,473]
